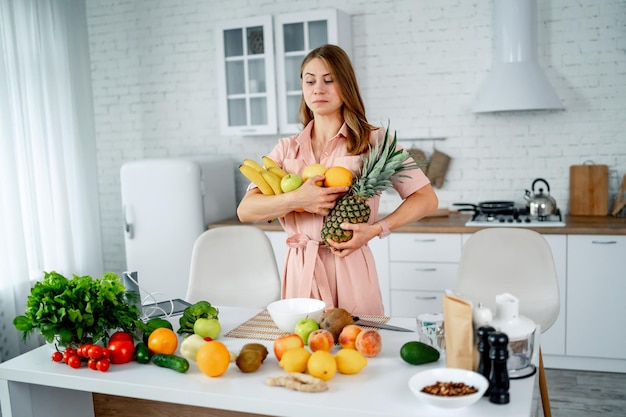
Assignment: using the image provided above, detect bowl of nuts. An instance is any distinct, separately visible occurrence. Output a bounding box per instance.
[408,368,488,409]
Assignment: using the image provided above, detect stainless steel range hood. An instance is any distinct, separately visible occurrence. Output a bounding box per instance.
[474,0,563,113]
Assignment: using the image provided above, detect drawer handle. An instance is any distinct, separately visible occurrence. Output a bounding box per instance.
[414,268,437,272]
[413,238,436,243]
[591,240,617,245]
[415,296,437,300]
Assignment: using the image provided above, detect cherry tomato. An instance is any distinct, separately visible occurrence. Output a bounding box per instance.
[107,340,135,364]
[96,358,110,372]
[51,351,63,362]
[109,331,134,344]
[87,358,98,370]
[88,345,105,360]
[65,347,77,357]
[67,355,81,369]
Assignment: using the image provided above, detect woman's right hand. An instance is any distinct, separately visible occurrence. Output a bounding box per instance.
[296,175,348,216]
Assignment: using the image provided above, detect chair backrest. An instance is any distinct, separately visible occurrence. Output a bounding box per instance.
[454,228,560,333]
[185,226,281,308]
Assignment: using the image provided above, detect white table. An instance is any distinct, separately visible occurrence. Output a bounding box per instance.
[0,306,538,417]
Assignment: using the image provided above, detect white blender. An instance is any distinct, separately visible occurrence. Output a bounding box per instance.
[476,292,537,379]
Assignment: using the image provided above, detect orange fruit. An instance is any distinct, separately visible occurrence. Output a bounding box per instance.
[196,340,231,377]
[324,166,353,187]
[147,327,178,355]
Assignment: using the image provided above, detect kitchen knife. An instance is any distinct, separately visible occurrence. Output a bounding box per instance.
[353,317,414,332]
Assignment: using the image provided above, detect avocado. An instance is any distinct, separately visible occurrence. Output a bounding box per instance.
[400,341,440,365]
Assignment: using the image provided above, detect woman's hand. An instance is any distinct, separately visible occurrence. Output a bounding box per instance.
[297,176,348,215]
[325,222,380,257]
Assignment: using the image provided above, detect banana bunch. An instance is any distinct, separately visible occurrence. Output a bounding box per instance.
[239,156,289,195]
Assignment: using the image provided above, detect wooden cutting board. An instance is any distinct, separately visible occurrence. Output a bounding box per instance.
[569,164,609,216]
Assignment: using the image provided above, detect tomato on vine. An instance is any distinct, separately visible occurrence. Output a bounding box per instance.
[67,355,81,369]
[87,358,98,370]
[96,358,110,372]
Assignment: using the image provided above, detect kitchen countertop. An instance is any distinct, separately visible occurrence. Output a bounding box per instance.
[0,306,539,417]
[210,211,626,235]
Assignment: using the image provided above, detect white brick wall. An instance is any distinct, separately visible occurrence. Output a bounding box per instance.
[85,0,626,274]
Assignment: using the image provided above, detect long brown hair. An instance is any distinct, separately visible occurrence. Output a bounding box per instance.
[299,44,376,155]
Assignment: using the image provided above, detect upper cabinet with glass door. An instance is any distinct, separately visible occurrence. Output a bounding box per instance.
[274,9,352,134]
[216,16,277,135]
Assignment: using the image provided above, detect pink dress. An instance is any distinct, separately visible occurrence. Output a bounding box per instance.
[266,122,431,315]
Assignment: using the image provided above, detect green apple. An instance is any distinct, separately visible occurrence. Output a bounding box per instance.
[280,173,303,193]
[193,318,221,340]
[294,317,319,345]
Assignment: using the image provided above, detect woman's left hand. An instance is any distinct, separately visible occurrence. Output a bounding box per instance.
[325,222,378,257]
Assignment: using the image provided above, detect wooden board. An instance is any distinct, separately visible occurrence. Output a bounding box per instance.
[569,165,609,216]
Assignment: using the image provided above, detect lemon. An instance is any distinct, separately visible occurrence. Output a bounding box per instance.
[279,347,311,373]
[335,348,367,374]
[307,350,337,381]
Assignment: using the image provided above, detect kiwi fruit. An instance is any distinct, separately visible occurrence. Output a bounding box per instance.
[235,349,263,373]
[241,343,268,362]
[319,308,354,341]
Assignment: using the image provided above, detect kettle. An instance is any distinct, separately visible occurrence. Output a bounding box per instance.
[524,178,557,217]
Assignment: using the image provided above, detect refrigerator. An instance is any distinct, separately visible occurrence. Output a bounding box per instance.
[120,157,236,303]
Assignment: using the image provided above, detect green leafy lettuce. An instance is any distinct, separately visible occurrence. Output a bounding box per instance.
[13,271,142,346]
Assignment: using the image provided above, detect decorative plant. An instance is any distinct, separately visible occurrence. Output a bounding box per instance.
[13,271,143,347]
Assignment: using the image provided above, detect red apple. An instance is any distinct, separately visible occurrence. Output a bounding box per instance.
[273,334,304,361]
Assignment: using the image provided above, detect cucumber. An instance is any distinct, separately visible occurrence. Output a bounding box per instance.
[400,341,440,365]
[151,354,190,373]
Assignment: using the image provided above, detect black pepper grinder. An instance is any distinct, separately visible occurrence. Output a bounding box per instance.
[488,331,510,405]
[476,326,495,396]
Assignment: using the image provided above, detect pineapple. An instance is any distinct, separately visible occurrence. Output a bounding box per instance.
[321,124,422,245]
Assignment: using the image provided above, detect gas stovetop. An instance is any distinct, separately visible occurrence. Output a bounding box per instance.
[465,209,566,227]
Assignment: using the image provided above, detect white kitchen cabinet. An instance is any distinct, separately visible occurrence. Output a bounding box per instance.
[216,16,277,135]
[274,9,352,134]
[368,237,390,315]
[566,235,626,359]
[389,233,463,317]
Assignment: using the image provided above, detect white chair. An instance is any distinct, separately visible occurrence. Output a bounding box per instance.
[454,228,559,417]
[185,226,281,308]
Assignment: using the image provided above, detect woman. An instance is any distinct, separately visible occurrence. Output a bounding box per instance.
[237,44,438,315]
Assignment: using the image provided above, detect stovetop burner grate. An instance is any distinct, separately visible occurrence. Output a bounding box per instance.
[464,207,565,227]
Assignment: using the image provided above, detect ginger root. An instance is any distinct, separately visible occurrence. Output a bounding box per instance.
[265,372,328,393]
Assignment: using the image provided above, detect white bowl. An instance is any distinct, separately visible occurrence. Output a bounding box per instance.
[266,298,326,333]
[408,368,489,409]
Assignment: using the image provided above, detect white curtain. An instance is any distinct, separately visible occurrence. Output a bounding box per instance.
[0,0,103,362]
